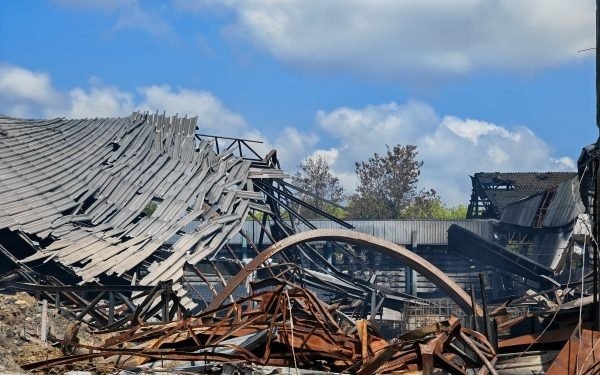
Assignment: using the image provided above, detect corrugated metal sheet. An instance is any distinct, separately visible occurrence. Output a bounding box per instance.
[473,172,576,213]
[500,194,543,227]
[0,112,280,310]
[448,225,554,284]
[531,229,572,270]
[226,219,494,246]
[543,177,585,228]
[498,176,583,229]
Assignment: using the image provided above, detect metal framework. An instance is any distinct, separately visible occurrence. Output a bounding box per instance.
[0,112,475,332]
[206,229,482,316]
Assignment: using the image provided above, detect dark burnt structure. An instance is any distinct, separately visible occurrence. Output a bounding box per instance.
[462,172,586,292]
[467,172,576,220]
[0,112,509,373]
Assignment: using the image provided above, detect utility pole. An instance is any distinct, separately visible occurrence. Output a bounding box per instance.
[594,0,600,331]
[596,0,600,129]
[594,159,598,331]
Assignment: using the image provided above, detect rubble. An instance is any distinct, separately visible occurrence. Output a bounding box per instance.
[0,108,598,375]
[0,292,101,373]
[23,284,495,374]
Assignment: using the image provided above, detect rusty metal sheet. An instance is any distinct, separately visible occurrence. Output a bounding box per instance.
[545,327,600,375]
[499,326,576,350]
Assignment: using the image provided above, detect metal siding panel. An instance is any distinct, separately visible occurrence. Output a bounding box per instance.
[543,177,584,228]
[224,219,495,246]
[500,194,542,227]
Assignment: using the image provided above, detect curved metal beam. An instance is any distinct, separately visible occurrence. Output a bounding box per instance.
[207,229,482,316]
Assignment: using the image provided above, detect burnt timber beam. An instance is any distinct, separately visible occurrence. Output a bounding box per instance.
[207,229,482,316]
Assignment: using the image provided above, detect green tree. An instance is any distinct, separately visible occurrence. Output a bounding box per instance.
[348,144,440,219]
[440,204,468,220]
[292,155,346,219]
[403,196,468,219]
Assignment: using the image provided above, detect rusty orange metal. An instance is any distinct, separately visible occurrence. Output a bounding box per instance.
[545,327,600,375]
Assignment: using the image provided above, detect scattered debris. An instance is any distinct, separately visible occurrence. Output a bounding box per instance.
[0,292,101,373]
[0,111,598,374]
[23,285,495,374]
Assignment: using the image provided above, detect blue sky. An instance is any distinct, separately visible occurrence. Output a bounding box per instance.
[0,0,597,204]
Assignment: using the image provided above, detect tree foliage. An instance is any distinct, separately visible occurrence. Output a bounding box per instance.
[348,144,441,219]
[142,201,158,217]
[292,155,346,218]
[403,196,468,219]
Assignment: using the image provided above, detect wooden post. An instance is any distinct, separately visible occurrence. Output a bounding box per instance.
[469,284,478,331]
[40,299,48,342]
[108,292,115,325]
[478,273,489,339]
[405,230,418,296]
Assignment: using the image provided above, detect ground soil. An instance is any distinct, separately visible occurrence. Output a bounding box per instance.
[0,292,102,374]
[0,292,255,374]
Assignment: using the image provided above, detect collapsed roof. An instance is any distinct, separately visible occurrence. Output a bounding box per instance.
[0,112,592,374]
[465,171,584,275]
[467,172,576,219]
[0,112,490,328]
[499,175,584,229]
[0,112,284,309]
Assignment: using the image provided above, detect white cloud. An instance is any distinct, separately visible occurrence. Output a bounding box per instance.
[444,117,518,144]
[316,100,438,172]
[0,63,575,205]
[191,0,594,80]
[112,4,173,37]
[54,0,173,38]
[252,127,319,170]
[138,85,248,137]
[316,101,575,205]
[0,64,61,116]
[60,86,135,118]
[552,156,576,170]
[0,65,248,130]
[306,148,340,167]
[0,62,317,172]
[304,148,358,193]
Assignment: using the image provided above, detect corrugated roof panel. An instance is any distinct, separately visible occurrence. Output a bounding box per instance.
[473,172,576,213]
[1,112,286,311]
[543,177,585,228]
[496,176,584,229]
[500,194,543,227]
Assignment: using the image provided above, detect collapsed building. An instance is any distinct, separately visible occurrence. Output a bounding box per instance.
[462,172,587,293]
[0,112,598,374]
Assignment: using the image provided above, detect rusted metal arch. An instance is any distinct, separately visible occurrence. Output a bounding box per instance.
[207,229,482,316]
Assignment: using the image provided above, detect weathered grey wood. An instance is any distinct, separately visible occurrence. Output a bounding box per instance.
[0,112,283,313]
[40,299,48,342]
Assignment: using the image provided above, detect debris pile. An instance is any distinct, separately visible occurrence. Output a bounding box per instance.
[0,112,598,374]
[23,285,495,374]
